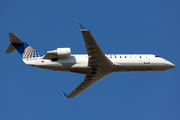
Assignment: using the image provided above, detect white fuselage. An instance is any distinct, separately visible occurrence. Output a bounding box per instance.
[23,54,175,73]
[6,27,176,98]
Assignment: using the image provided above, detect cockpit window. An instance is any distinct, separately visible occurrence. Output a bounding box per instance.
[155,55,160,57]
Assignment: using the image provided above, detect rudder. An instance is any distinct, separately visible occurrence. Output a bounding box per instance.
[5,33,41,59]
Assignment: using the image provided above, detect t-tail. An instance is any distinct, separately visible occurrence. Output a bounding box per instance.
[5,33,41,59]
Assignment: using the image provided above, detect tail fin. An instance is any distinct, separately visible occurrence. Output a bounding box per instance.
[5,33,24,53]
[5,33,41,59]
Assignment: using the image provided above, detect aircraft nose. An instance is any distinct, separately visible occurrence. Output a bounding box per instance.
[165,61,176,70]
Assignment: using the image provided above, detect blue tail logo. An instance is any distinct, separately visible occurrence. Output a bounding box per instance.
[23,45,41,59]
[5,33,41,59]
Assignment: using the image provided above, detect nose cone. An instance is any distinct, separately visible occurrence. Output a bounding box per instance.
[165,61,176,70]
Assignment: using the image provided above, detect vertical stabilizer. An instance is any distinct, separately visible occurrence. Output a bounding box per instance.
[5,33,41,59]
[9,33,24,44]
[5,33,24,53]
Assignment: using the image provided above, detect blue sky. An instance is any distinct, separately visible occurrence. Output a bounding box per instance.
[1,0,180,120]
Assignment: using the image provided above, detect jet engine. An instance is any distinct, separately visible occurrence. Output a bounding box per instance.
[47,48,71,58]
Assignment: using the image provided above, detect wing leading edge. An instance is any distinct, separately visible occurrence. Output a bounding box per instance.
[64,23,114,98]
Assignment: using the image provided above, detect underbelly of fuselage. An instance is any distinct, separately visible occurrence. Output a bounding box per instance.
[114,63,166,71]
[27,59,167,73]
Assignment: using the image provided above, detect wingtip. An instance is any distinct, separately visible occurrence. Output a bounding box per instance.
[78,23,87,30]
[61,91,67,98]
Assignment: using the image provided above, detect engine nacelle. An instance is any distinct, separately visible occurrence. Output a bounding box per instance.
[47,48,71,58]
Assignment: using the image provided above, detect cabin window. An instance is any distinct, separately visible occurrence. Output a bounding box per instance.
[120,56,121,58]
[115,56,116,58]
[125,56,127,58]
[140,56,141,58]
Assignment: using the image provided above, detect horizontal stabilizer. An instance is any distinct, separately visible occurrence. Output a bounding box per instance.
[5,44,15,53]
[5,33,24,53]
[6,32,41,59]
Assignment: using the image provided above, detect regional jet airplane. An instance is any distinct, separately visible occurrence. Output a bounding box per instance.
[6,23,175,98]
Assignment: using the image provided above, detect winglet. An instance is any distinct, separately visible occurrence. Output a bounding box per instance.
[78,23,87,31]
[61,91,67,98]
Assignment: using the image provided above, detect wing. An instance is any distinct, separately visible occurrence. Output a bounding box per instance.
[65,73,110,98]
[64,23,114,98]
[79,23,114,68]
